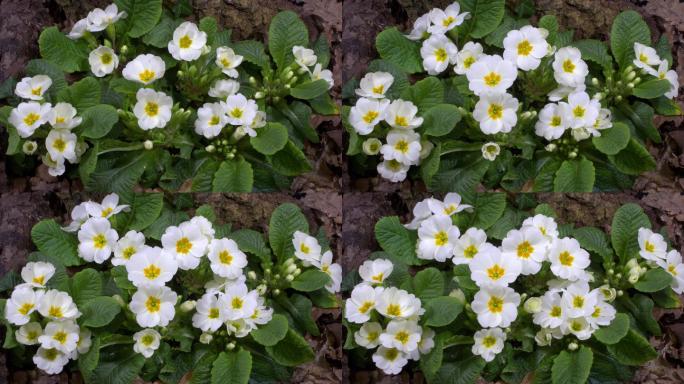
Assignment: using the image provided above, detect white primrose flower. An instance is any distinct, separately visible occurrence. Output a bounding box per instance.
[470,246,521,287]
[190,215,216,243]
[471,285,520,328]
[15,75,52,100]
[20,262,55,289]
[359,258,393,285]
[420,34,458,75]
[67,19,88,39]
[168,22,207,61]
[76,329,92,355]
[404,199,433,230]
[293,46,317,69]
[45,129,77,164]
[37,289,79,321]
[208,238,248,279]
[377,159,410,182]
[38,320,80,353]
[293,231,323,267]
[406,13,430,41]
[88,46,119,77]
[372,347,409,375]
[63,202,89,232]
[552,47,588,88]
[500,226,547,275]
[453,228,494,265]
[349,97,390,135]
[417,327,435,355]
[245,297,274,327]
[311,63,334,89]
[560,316,593,340]
[354,322,383,348]
[133,329,161,358]
[427,193,472,217]
[535,102,569,140]
[548,237,590,281]
[78,217,118,263]
[192,292,224,332]
[112,230,147,266]
[560,281,597,318]
[473,92,519,134]
[380,129,422,166]
[161,221,209,270]
[564,91,599,129]
[218,283,259,321]
[47,102,82,130]
[320,251,342,293]
[224,93,258,126]
[632,42,661,70]
[195,102,228,139]
[481,142,500,161]
[417,215,460,262]
[16,322,43,345]
[356,72,394,99]
[522,214,559,239]
[5,287,43,325]
[33,347,69,375]
[427,2,469,35]
[85,193,129,219]
[345,283,380,323]
[533,291,565,329]
[208,79,240,98]
[126,246,178,288]
[379,319,422,353]
[375,287,423,320]
[45,156,66,178]
[660,250,684,294]
[466,55,517,95]
[454,41,483,75]
[591,108,613,133]
[637,228,668,263]
[587,298,616,328]
[9,101,52,138]
[240,110,267,137]
[225,318,256,338]
[130,285,178,327]
[644,60,679,99]
[86,3,126,32]
[384,99,423,129]
[503,26,549,71]
[215,47,244,78]
[204,275,246,295]
[472,327,506,362]
[133,88,173,130]
[122,54,166,85]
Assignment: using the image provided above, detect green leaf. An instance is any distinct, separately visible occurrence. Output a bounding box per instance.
[199,17,218,43]
[116,0,163,38]
[592,122,630,155]
[401,77,444,112]
[268,11,308,69]
[265,329,315,366]
[127,193,164,231]
[420,143,441,186]
[422,104,462,137]
[468,193,507,230]
[651,96,682,116]
[572,226,612,259]
[58,77,101,111]
[80,297,121,327]
[268,140,312,176]
[80,105,119,139]
[88,348,145,384]
[251,314,289,347]
[633,78,672,99]
[78,337,101,373]
[374,216,419,265]
[142,16,182,48]
[538,15,559,45]
[634,268,673,292]
[279,101,318,143]
[25,59,67,95]
[611,203,651,261]
[424,296,463,327]
[211,350,251,384]
[31,219,81,267]
[71,269,103,307]
[606,329,657,365]
[87,150,153,199]
[268,203,309,260]
[375,27,423,73]
[551,346,593,384]
[593,313,630,345]
[610,10,651,68]
[229,229,271,261]
[553,158,595,192]
[413,268,445,300]
[573,39,612,68]
[291,269,331,292]
[619,101,660,143]
[434,356,486,384]
[38,26,87,73]
[461,0,506,39]
[419,333,444,380]
[290,79,329,100]
[312,34,331,68]
[608,138,656,175]
[250,122,288,155]
[212,158,253,192]
[231,40,270,68]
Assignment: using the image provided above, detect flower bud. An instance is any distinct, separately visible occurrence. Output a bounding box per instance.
[177,70,184,78]
[591,77,599,86]
[273,289,281,296]
[22,140,38,155]
[180,300,196,312]
[293,268,302,277]
[121,45,129,55]
[362,138,382,156]
[285,274,294,282]
[627,82,635,89]
[143,140,154,150]
[206,145,216,153]
[113,294,125,307]
[256,284,267,295]
[226,342,235,350]
[226,153,235,160]
[254,91,265,99]
[535,329,553,346]
[249,77,257,86]
[265,268,272,275]
[634,77,642,84]
[593,92,604,101]
[545,143,557,152]
[247,271,257,280]
[617,290,624,297]
[568,342,578,351]
[626,71,636,81]
[599,285,616,302]
[285,71,294,80]
[286,264,297,274]
[419,139,434,159]
[616,95,623,102]
[628,272,639,284]
[524,297,542,314]
[199,333,213,344]
[568,151,578,159]
[284,258,295,267]
[615,273,622,280]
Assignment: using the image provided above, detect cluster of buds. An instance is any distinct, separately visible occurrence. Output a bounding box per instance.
[205,138,237,159]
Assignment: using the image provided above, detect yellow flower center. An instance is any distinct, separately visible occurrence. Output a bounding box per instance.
[231,297,243,309]
[517,241,534,259]
[371,273,384,282]
[367,331,379,342]
[484,72,502,87]
[592,306,601,318]
[464,245,478,259]
[358,301,374,314]
[220,58,231,67]
[435,231,449,246]
[559,251,574,266]
[385,348,399,360]
[668,264,677,276]
[572,106,585,118]
[372,85,384,95]
[572,296,584,308]
[32,275,45,285]
[55,117,65,124]
[101,207,113,217]
[386,303,402,317]
[659,72,666,80]
[145,296,161,313]
[394,139,409,153]
[219,250,233,265]
[562,59,575,73]
[550,306,562,317]
[143,264,161,280]
[487,264,506,281]
[52,138,67,153]
[230,108,243,118]
[101,53,112,65]
[209,115,221,126]
[442,16,455,27]
[435,48,448,63]
[395,331,410,344]
[44,349,59,361]
[27,331,39,341]
[362,110,379,124]
[517,40,533,56]
[31,87,43,96]
[141,334,155,346]
[48,306,63,318]
[122,246,136,260]
[639,53,648,63]
[208,308,220,319]
[550,116,562,127]
[394,116,408,127]
[179,35,193,49]
[644,241,655,253]
[444,205,456,215]
[53,331,68,344]
[487,296,504,313]
[138,69,156,83]
[145,102,159,117]
[571,320,583,331]
[23,113,40,126]
[487,103,503,120]
[18,303,34,315]
[482,335,497,348]
[300,244,310,254]
[93,234,107,249]
[176,237,192,254]
[464,56,476,69]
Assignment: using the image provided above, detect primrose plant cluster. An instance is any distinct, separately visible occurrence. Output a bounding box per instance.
[1,194,341,383]
[344,193,682,384]
[0,2,336,194]
[344,1,681,192]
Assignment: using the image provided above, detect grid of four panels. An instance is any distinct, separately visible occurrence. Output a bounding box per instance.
[0,0,683,383]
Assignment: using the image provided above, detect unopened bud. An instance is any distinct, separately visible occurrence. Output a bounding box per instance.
[626,71,636,81]
[363,138,382,156]
[545,143,557,152]
[249,77,257,86]
[226,342,235,350]
[285,274,294,282]
[284,258,295,267]
[273,289,281,295]
[599,285,616,302]
[121,45,129,55]
[206,145,216,153]
[285,71,294,80]
[625,259,638,270]
[616,95,623,102]
[627,82,635,89]
[591,77,599,86]
[22,140,38,155]
[180,300,196,312]
[617,290,624,297]
[199,333,213,344]
[568,342,578,351]
[254,91,265,99]
[634,77,642,84]
[293,268,302,277]
[247,271,257,280]
[113,295,125,307]
[143,140,154,150]
[628,272,639,284]
[615,273,622,280]
[286,264,297,274]
[524,297,542,314]
[256,284,267,295]
[568,151,578,159]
